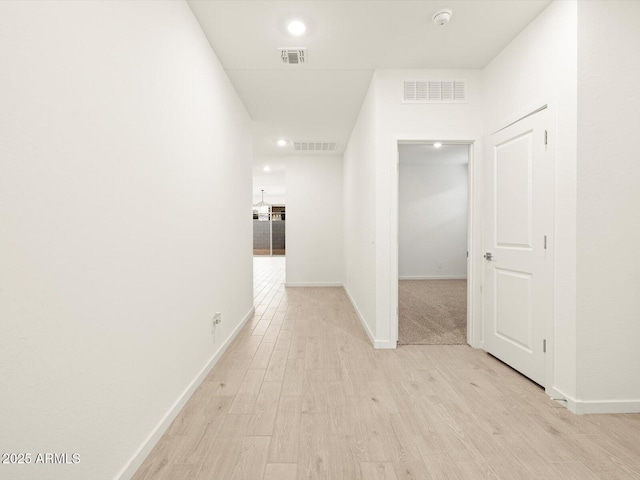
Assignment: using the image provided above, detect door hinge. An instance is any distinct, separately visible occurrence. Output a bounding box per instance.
[543,339,547,353]
[544,235,547,250]
[544,130,548,146]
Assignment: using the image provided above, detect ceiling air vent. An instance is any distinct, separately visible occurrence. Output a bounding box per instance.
[280,48,306,65]
[293,142,338,151]
[402,80,466,103]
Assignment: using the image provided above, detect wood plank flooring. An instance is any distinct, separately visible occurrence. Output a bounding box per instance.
[133,257,640,480]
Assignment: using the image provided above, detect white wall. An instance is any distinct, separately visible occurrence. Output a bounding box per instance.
[253,155,286,205]
[399,145,468,279]
[482,0,578,402]
[344,70,483,347]
[0,2,253,479]
[345,0,638,414]
[285,156,343,286]
[375,69,484,346]
[576,0,640,411]
[343,80,378,341]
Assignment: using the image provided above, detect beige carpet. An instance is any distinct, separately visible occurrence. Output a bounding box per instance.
[398,279,467,345]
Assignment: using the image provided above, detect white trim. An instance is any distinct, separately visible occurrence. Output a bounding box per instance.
[546,387,640,414]
[373,338,397,349]
[485,94,554,137]
[545,97,557,394]
[343,286,395,349]
[545,386,579,413]
[466,142,479,348]
[285,282,343,287]
[344,286,375,345]
[399,275,467,280]
[114,306,255,480]
[576,400,640,415]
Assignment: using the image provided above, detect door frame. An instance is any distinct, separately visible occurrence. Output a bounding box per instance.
[390,137,481,348]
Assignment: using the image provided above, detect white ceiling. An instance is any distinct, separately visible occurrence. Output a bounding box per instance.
[399,143,469,165]
[188,0,551,158]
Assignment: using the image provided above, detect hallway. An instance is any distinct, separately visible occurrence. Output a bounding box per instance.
[3,3,640,479]
[133,258,640,480]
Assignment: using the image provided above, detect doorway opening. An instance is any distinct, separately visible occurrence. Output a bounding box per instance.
[397,142,472,345]
[252,161,287,302]
[253,190,286,256]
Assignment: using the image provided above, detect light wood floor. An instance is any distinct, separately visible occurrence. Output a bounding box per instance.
[253,249,286,256]
[133,257,640,480]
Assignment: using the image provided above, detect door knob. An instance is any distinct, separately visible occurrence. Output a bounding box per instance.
[484,252,493,261]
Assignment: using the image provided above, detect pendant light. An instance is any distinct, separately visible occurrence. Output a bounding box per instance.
[253,189,270,221]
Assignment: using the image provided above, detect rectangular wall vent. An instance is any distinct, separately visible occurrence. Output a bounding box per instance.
[293,142,338,151]
[402,80,466,103]
[280,48,307,65]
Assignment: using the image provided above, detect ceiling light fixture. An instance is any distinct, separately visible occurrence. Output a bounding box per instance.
[263,166,270,172]
[433,142,442,148]
[287,20,306,36]
[253,189,270,222]
[432,9,453,26]
[276,139,288,147]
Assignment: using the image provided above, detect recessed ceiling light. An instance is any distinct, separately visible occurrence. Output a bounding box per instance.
[287,20,306,36]
[276,139,288,147]
[263,166,270,172]
[433,142,442,148]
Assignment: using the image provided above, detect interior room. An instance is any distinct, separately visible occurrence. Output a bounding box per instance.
[2,1,640,480]
[398,143,469,345]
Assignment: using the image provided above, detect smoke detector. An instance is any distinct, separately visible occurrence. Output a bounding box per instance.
[432,9,453,26]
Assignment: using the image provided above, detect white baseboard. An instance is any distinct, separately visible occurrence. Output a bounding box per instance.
[545,386,640,414]
[545,386,579,413]
[285,282,343,287]
[374,338,397,349]
[576,399,640,414]
[343,286,396,350]
[115,305,255,480]
[399,275,467,280]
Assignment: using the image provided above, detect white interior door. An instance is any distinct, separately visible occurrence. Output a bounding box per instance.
[483,108,553,386]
